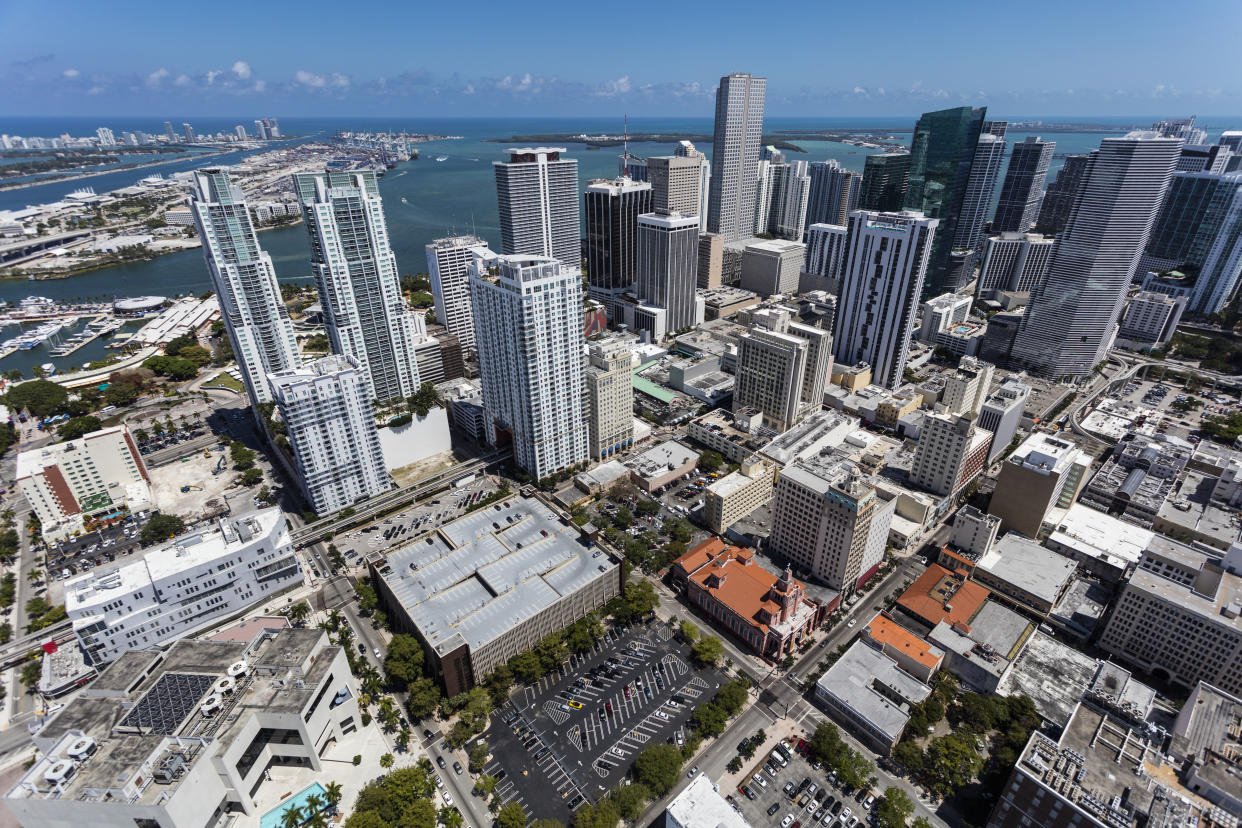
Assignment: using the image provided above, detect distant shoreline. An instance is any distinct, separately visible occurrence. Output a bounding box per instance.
[486,132,810,153]
[0,149,234,193]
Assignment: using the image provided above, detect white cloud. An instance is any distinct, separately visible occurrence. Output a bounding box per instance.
[87,86,103,95]
[853,86,867,95]
[147,67,170,86]
[329,72,350,88]
[595,75,632,97]
[232,60,251,80]
[174,74,191,87]
[295,70,326,87]
[464,83,475,95]
[205,70,221,85]
[253,80,266,92]
[931,88,949,98]
[62,68,79,78]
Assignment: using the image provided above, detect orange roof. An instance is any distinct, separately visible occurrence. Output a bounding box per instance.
[674,537,727,577]
[896,564,989,630]
[863,613,943,669]
[683,540,799,635]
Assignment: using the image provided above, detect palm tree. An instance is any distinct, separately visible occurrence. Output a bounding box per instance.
[279,804,303,828]
[323,781,343,815]
[303,793,325,825]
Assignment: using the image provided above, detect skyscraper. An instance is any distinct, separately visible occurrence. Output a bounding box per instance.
[1152,116,1206,145]
[1010,133,1182,377]
[947,124,1008,289]
[707,73,766,242]
[584,177,652,316]
[470,256,588,480]
[426,235,491,352]
[636,211,701,332]
[909,412,992,497]
[254,119,269,140]
[675,140,712,230]
[190,169,299,407]
[832,210,938,389]
[807,160,861,227]
[733,308,832,431]
[95,127,115,147]
[494,147,580,267]
[764,160,812,240]
[294,170,423,402]
[802,223,849,293]
[859,153,910,212]
[993,137,1055,233]
[1035,154,1089,235]
[182,122,195,143]
[234,125,247,141]
[1188,179,1242,316]
[269,354,390,516]
[163,121,176,142]
[903,106,987,295]
[647,155,704,217]
[976,232,1055,297]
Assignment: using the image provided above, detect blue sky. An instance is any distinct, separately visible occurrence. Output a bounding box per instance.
[2,0,1240,118]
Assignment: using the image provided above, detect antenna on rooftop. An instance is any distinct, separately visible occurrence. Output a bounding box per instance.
[621,114,629,179]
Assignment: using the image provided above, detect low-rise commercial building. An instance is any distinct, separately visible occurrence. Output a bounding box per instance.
[672,539,824,662]
[1172,681,1242,819]
[1153,466,1242,552]
[859,613,944,683]
[1081,434,1188,527]
[757,408,857,467]
[665,773,753,828]
[686,409,771,463]
[950,505,1000,558]
[16,425,151,542]
[895,564,991,632]
[704,455,775,534]
[699,285,760,320]
[928,600,1034,693]
[626,440,700,493]
[4,629,358,828]
[1044,503,1152,584]
[66,511,301,665]
[972,533,1077,618]
[371,496,622,696]
[814,642,931,756]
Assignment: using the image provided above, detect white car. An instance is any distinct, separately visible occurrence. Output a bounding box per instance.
[781,816,794,828]
[442,791,454,806]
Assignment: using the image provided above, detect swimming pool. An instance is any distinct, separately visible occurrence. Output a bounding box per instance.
[259,781,327,828]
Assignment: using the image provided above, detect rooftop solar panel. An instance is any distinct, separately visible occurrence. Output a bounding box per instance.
[118,672,217,735]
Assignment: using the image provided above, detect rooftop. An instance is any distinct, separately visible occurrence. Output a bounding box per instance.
[373,497,618,655]
[929,599,1035,681]
[666,773,753,828]
[975,533,1078,606]
[626,440,699,481]
[996,631,1100,728]
[1047,503,1153,571]
[759,409,858,466]
[896,564,991,631]
[1157,469,1242,550]
[816,642,931,743]
[863,613,945,670]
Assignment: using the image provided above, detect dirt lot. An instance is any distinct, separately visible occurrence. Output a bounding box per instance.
[390,449,457,487]
[148,447,238,519]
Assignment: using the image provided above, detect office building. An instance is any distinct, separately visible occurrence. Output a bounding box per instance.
[707,73,766,242]
[802,223,848,294]
[585,341,634,460]
[1153,116,1207,145]
[647,155,704,218]
[993,137,1055,233]
[470,256,588,480]
[16,425,150,542]
[950,505,1001,558]
[1118,291,1186,347]
[814,642,931,756]
[704,455,776,534]
[918,292,972,344]
[636,211,701,332]
[941,355,995,417]
[233,125,247,141]
[1177,143,1234,174]
[3,629,357,828]
[975,232,1054,297]
[807,160,861,227]
[988,433,1091,538]
[672,539,822,662]
[1035,154,1090,236]
[909,412,992,498]
[859,153,910,212]
[371,496,622,695]
[494,147,580,267]
[253,119,269,140]
[665,774,753,828]
[1010,133,1182,377]
[833,210,938,389]
[697,232,723,289]
[1099,546,1242,697]
[1189,178,1242,317]
[977,377,1031,461]
[181,122,195,143]
[903,106,988,295]
[674,139,712,230]
[952,125,1009,271]
[733,308,831,431]
[626,440,700,493]
[268,354,390,517]
[973,533,1077,618]
[1080,435,1187,527]
[295,170,423,401]
[584,177,653,315]
[740,238,805,297]
[770,455,894,591]
[427,235,490,353]
[190,169,299,408]
[64,510,301,665]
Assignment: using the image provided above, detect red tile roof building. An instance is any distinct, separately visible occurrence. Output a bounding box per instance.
[672,538,825,661]
[895,563,991,630]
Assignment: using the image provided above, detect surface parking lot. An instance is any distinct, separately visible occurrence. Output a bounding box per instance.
[735,739,875,828]
[484,620,726,822]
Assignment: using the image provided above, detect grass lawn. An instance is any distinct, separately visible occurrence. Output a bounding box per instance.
[207,372,244,392]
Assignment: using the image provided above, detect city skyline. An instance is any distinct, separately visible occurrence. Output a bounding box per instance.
[2,0,1240,117]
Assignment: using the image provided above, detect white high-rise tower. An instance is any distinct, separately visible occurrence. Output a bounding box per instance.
[494,147,580,267]
[1010,133,1182,377]
[294,170,423,402]
[190,168,299,407]
[427,235,491,353]
[707,73,766,242]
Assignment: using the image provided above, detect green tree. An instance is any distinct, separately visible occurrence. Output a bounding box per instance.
[20,660,41,690]
[874,787,915,828]
[922,732,985,797]
[178,345,213,367]
[607,782,650,820]
[572,801,619,828]
[323,781,343,814]
[692,635,724,667]
[104,382,140,407]
[141,512,185,545]
[407,678,443,720]
[497,801,527,828]
[635,498,659,516]
[474,774,498,798]
[241,467,263,486]
[632,744,683,795]
[58,416,102,441]
[679,620,699,643]
[5,379,68,418]
[286,601,311,626]
[230,441,256,470]
[379,753,394,769]
[508,649,544,683]
[691,702,728,736]
[469,740,490,773]
[911,819,934,828]
[714,679,749,716]
[407,382,440,417]
[698,450,723,473]
[384,634,425,691]
[441,807,464,828]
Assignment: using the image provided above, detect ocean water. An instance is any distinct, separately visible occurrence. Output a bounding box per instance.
[1,114,1238,373]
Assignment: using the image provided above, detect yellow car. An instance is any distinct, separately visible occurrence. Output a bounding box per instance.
[568,700,583,709]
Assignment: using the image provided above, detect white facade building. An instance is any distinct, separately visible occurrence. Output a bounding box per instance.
[190,169,299,407]
[470,255,588,480]
[940,355,995,417]
[269,354,390,516]
[65,510,301,664]
[494,147,580,267]
[976,232,1054,297]
[294,170,423,402]
[909,412,992,498]
[978,377,1031,461]
[1118,290,1187,347]
[586,341,635,460]
[707,73,766,242]
[636,211,702,332]
[733,308,832,432]
[802,223,848,293]
[16,425,151,542]
[427,235,491,353]
[919,292,973,344]
[833,210,938,389]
